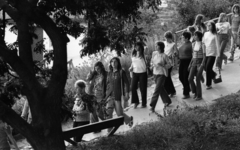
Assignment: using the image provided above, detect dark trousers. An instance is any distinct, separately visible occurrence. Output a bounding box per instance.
[188,64,203,98]
[73,121,90,142]
[179,59,191,96]
[131,72,148,106]
[150,75,171,109]
[164,67,176,95]
[216,34,228,69]
[205,56,216,87]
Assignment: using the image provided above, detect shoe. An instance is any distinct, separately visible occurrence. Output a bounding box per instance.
[149,107,155,112]
[193,94,197,99]
[224,58,227,65]
[128,116,133,127]
[206,86,212,90]
[228,55,234,61]
[195,97,202,101]
[141,105,147,108]
[164,102,171,107]
[134,103,139,109]
[182,95,190,99]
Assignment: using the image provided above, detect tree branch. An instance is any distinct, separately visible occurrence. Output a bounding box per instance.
[0,100,41,149]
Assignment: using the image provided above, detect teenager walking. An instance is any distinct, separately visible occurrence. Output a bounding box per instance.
[149,41,172,112]
[105,57,133,127]
[202,21,219,89]
[178,31,193,99]
[163,31,177,97]
[129,42,148,109]
[188,31,206,101]
[216,13,231,70]
[228,4,240,61]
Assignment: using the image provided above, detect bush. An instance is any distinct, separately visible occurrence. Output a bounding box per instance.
[173,0,237,29]
[77,92,240,150]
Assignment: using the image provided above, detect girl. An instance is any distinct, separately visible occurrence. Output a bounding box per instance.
[193,14,207,34]
[163,31,177,97]
[178,31,193,99]
[105,57,133,127]
[202,21,219,89]
[229,4,240,61]
[129,42,148,109]
[216,13,231,70]
[188,31,206,100]
[86,61,107,124]
[149,41,172,112]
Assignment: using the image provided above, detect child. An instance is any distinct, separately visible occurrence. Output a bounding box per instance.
[72,80,97,142]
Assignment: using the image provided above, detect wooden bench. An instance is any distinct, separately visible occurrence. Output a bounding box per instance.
[63,116,124,146]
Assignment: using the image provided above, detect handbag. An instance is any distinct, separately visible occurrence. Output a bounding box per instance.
[213,70,222,84]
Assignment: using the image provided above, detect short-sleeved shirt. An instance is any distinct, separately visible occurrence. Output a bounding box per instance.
[202,32,218,57]
[131,57,146,73]
[216,22,231,34]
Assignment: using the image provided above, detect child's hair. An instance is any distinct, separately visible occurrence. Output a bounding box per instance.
[232,4,240,14]
[164,31,174,41]
[187,26,196,34]
[207,21,217,34]
[194,14,204,26]
[74,80,86,89]
[194,31,203,41]
[218,13,227,23]
[182,31,191,40]
[156,41,165,53]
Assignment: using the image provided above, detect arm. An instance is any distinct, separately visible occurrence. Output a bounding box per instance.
[215,35,220,56]
[129,63,133,72]
[201,43,206,66]
[86,70,94,82]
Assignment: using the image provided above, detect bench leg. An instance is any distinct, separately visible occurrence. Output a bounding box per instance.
[107,125,120,136]
[64,138,78,146]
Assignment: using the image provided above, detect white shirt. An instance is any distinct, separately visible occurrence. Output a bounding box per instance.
[151,51,171,77]
[131,57,147,73]
[202,32,218,56]
[216,22,231,34]
[164,41,175,56]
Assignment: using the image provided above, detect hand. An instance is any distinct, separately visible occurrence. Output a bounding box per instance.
[129,67,133,72]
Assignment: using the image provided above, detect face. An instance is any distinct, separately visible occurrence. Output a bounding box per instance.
[207,23,212,31]
[135,45,140,51]
[194,34,199,41]
[76,86,85,95]
[181,35,188,42]
[111,58,118,69]
[94,66,101,74]
[234,7,239,13]
[165,38,172,43]
[223,16,228,22]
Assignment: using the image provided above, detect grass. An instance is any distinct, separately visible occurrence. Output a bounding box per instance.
[68,92,240,150]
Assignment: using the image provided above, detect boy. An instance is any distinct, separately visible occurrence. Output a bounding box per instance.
[72,80,97,142]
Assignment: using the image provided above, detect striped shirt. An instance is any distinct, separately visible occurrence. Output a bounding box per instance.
[231,14,240,33]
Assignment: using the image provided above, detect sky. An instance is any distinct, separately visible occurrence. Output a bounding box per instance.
[4,25,87,67]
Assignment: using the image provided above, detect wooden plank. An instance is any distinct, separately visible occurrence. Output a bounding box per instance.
[63,116,124,139]
[64,138,77,146]
[107,125,121,136]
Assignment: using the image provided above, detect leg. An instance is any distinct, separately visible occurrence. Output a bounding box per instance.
[182,59,191,96]
[150,75,161,109]
[205,56,216,87]
[73,121,90,142]
[139,72,148,106]
[216,34,229,69]
[188,65,197,96]
[131,73,140,105]
[114,100,132,125]
[196,66,203,99]
[178,60,184,94]
[164,67,176,95]
[229,32,237,61]
[158,75,172,105]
